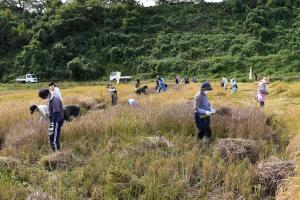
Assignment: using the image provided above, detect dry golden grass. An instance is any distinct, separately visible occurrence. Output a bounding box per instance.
[0,81,300,199]
[257,161,295,197]
[40,150,75,171]
[26,190,52,200]
[215,138,259,164]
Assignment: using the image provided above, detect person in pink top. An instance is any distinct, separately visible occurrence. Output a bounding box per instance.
[256,77,270,107]
[177,76,181,84]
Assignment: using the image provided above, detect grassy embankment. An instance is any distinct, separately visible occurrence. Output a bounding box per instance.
[0,80,300,199]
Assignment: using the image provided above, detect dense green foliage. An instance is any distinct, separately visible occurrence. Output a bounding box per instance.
[1,0,300,82]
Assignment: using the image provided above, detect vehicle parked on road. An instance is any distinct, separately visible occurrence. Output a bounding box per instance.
[16,74,38,84]
[109,72,131,82]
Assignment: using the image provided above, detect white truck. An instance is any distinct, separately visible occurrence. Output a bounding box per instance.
[16,74,38,84]
[109,72,131,82]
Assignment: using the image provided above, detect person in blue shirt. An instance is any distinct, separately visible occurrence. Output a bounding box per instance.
[193,82,216,149]
[39,88,64,152]
[229,77,238,94]
[157,78,167,92]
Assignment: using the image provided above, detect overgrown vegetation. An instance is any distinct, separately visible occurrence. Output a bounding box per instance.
[0,81,299,199]
[1,0,300,82]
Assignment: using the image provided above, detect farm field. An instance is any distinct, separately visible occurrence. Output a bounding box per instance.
[0,81,300,199]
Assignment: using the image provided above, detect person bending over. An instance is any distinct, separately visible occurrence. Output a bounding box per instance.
[64,104,80,121]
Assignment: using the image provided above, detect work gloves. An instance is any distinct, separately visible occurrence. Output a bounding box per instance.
[211,110,216,114]
[206,111,213,116]
[48,123,54,135]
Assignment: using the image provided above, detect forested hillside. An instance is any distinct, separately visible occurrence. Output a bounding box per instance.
[1,0,300,82]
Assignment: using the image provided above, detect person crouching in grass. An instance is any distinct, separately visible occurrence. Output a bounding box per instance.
[39,89,64,152]
[194,82,216,149]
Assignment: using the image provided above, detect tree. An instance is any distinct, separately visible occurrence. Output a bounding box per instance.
[0,0,31,13]
[31,0,46,13]
[0,0,46,13]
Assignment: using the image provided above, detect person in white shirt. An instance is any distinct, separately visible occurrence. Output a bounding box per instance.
[49,82,63,104]
[30,105,48,121]
[106,84,118,106]
[127,99,138,106]
[30,105,48,116]
[221,76,228,91]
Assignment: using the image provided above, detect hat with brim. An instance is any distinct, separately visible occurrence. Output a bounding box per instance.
[30,105,38,114]
[200,82,213,91]
[262,77,270,84]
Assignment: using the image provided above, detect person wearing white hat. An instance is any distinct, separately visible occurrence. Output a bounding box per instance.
[256,77,270,107]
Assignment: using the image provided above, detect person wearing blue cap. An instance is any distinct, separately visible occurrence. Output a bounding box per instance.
[193,82,216,149]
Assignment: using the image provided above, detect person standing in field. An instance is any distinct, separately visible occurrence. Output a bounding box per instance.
[229,77,238,94]
[161,76,165,83]
[49,82,63,104]
[253,71,258,81]
[156,75,160,90]
[107,84,118,106]
[157,78,167,92]
[192,77,197,83]
[194,82,216,149]
[256,77,270,107]
[39,89,64,152]
[221,76,228,91]
[177,76,181,84]
[169,78,171,84]
[175,77,179,84]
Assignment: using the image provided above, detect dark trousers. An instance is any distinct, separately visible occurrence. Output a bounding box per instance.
[112,97,117,106]
[72,107,80,117]
[260,101,264,107]
[255,76,258,81]
[195,113,211,139]
[50,120,64,152]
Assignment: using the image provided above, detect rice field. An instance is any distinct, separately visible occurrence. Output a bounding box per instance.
[0,80,300,199]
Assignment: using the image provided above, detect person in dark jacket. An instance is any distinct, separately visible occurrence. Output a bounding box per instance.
[193,82,216,149]
[39,88,64,152]
[63,105,80,121]
[156,76,159,90]
[135,79,148,95]
[253,71,258,81]
[184,76,189,84]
